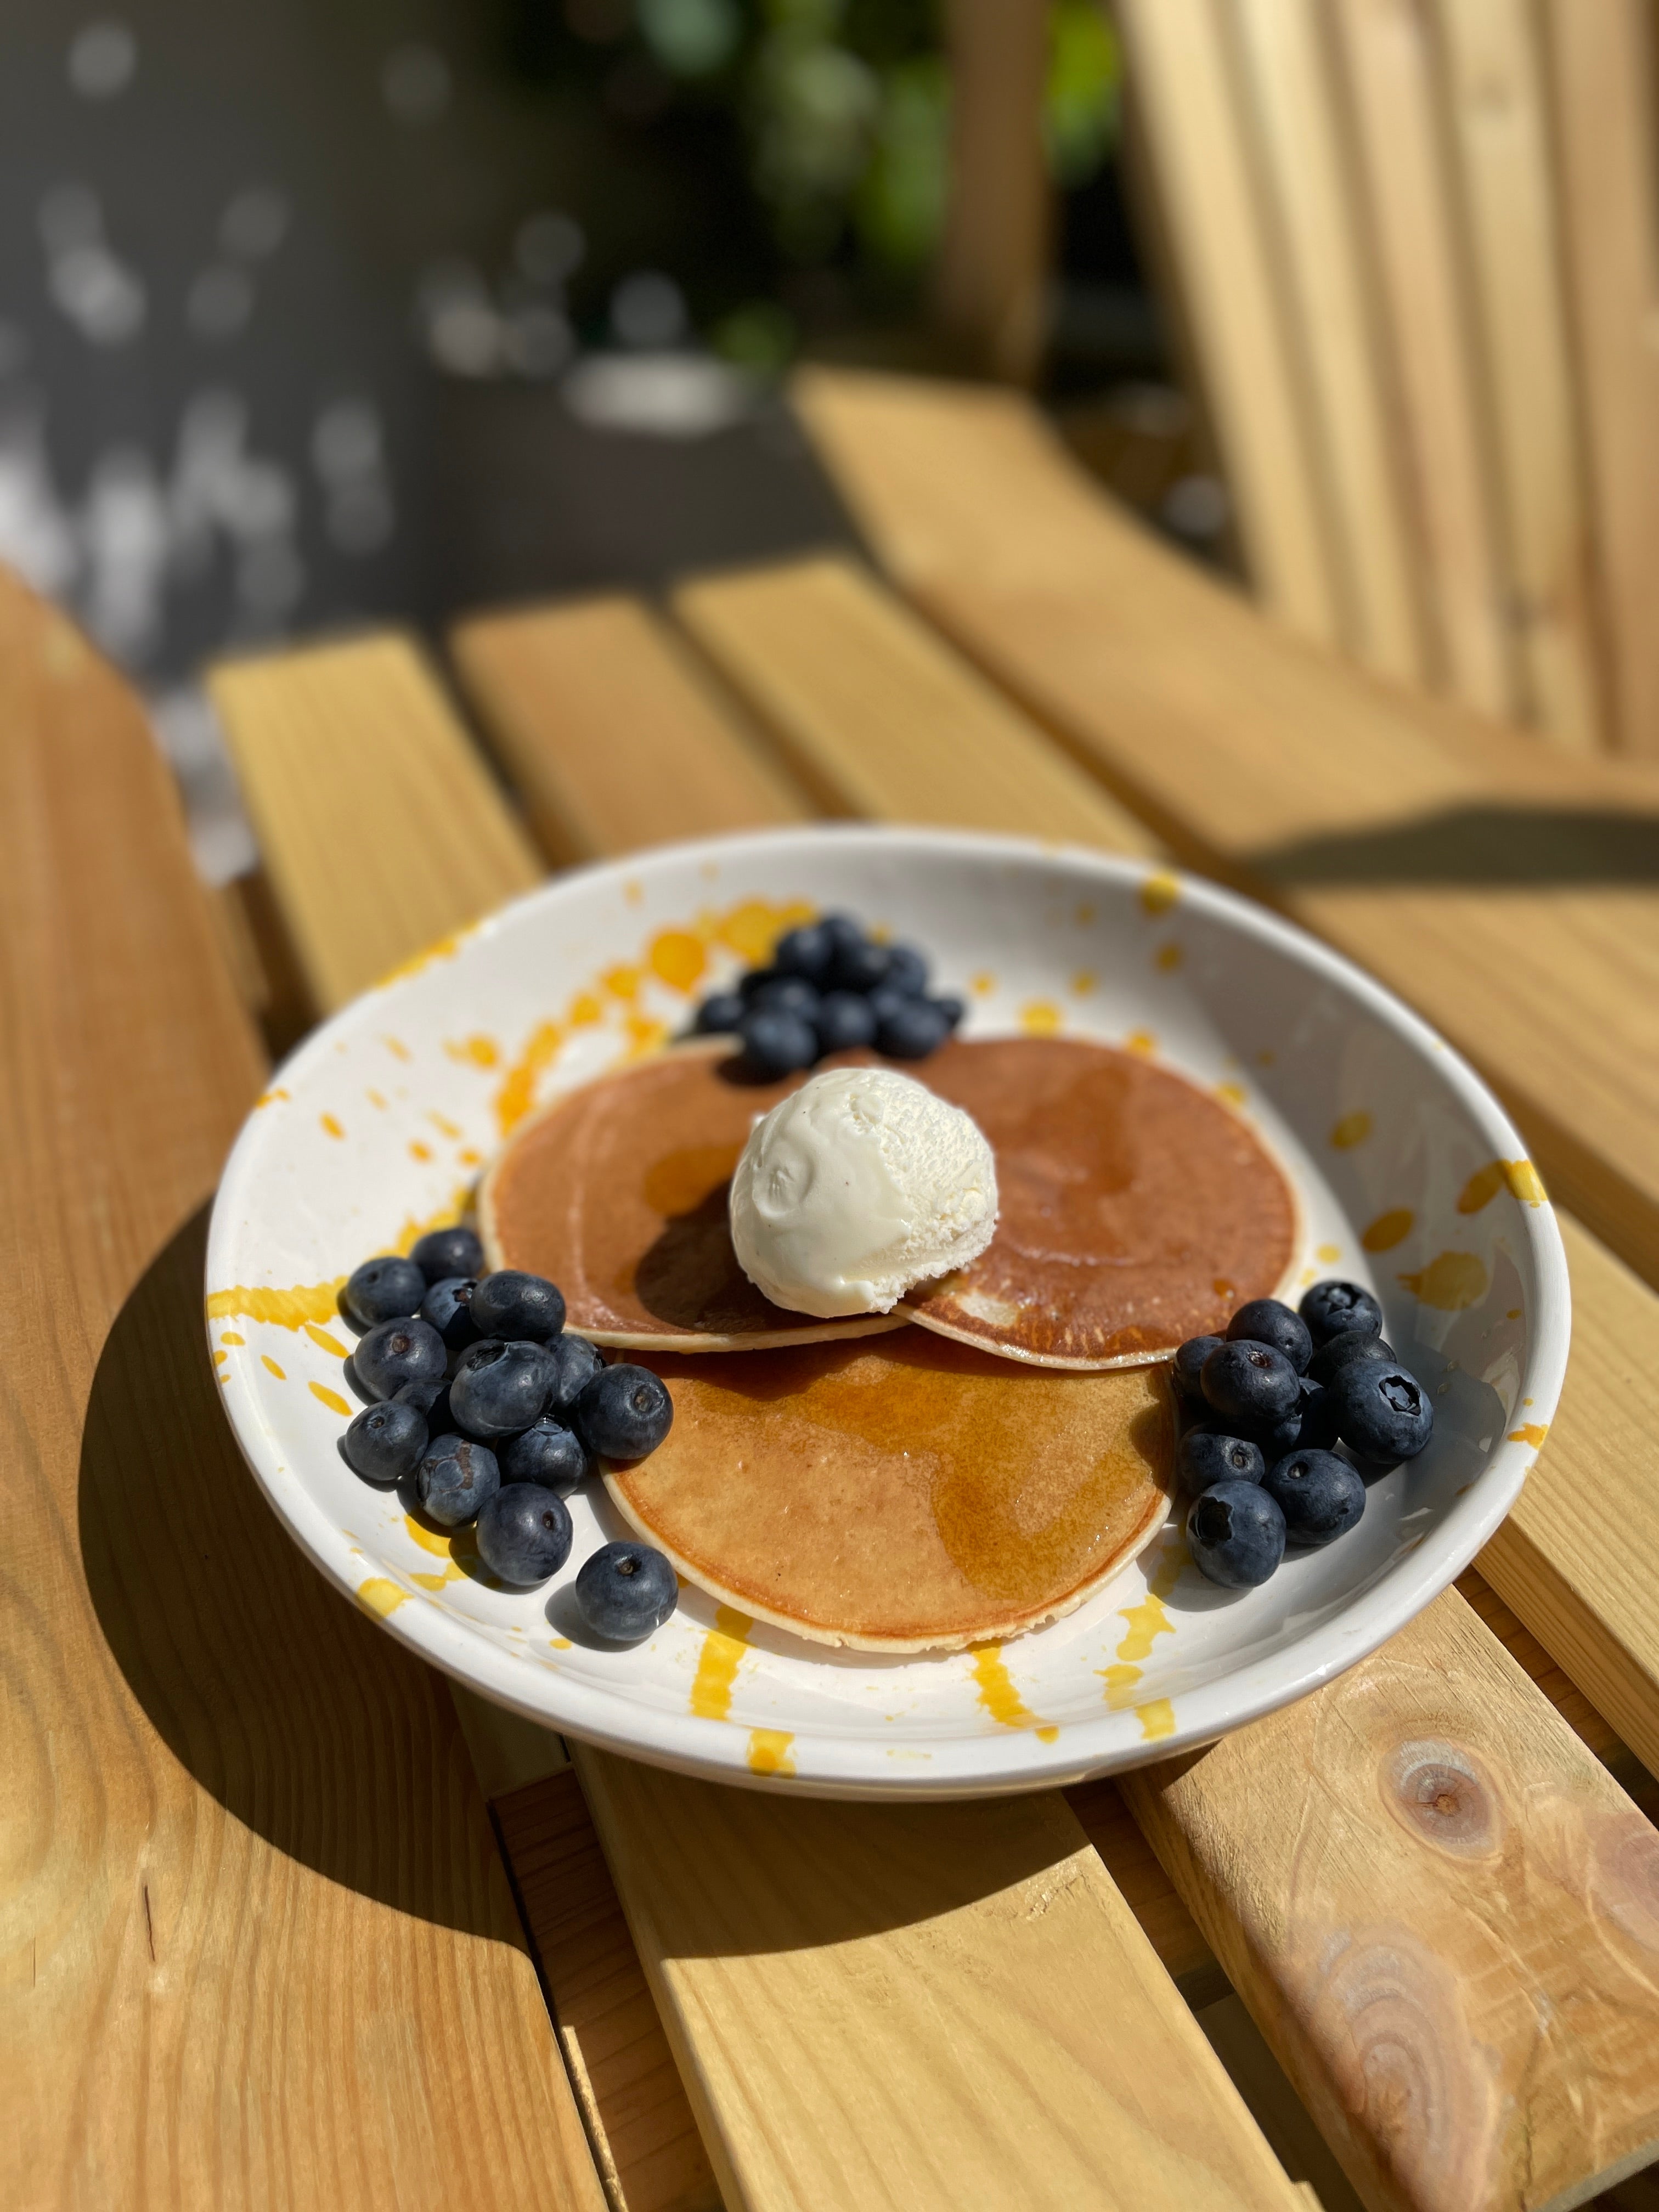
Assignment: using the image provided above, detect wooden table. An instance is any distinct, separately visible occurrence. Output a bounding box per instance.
[10,368,1659,2212]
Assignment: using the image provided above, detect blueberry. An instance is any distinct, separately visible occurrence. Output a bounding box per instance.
[693,991,745,1035]
[1200,1338,1300,1426]
[420,1275,480,1352]
[877,1000,950,1060]
[1330,1362,1434,1462]
[1256,1376,1339,1460]
[343,1255,426,1328]
[737,965,782,1000]
[409,1224,484,1286]
[748,975,822,1022]
[1299,1279,1384,1346]
[502,1417,591,1491]
[476,1483,573,1585]
[574,1362,674,1460]
[818,913,866,960]
[883,944,929,996]
[544,1331,607,1419]
[416,1436,500,1527]
[739,1009,819,1078]
[773,922,834,983]
[1173,1335,1223,1401]
[470,1269,566,1343]
[1187,1481,1286,1588]
[930,992,966,1030]
[1178,1429,1265,1492]
[1307,1329,1396,1389]
[1227,1298,1312,1374]
[343,1398,428,1483]
[354,1316,447,1401]
[450,1339,556,1438]
[815,990,878,1053]
[575,1541,679,1641]
[829,938,892,994]
[1263,1448,1367,1547]
[398,1376,458,1435]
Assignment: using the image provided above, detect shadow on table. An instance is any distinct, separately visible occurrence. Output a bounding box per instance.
[77,1202,519,1942]
[1250,804,1659,888]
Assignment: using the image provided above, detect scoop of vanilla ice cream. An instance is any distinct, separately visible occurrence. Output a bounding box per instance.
[729,1065,998,1318]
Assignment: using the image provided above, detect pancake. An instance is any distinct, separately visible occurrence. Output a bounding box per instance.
[605,1330,1175,1651]
[479,1042,909,1351]
[906,1037,1299,1367]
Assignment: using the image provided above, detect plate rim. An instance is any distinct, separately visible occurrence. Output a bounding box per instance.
[207,823,1572,1798]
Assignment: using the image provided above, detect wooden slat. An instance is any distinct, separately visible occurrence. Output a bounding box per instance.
[209,633,543,1009]
[667,517,1659,2208]
[792,360,1659,1829]
[1328,0,1517,719]
[1229,0,1426,684]
[1115,0,1341,645]
[1544,0,1659,759]
[450,597,810,868]
[670,555,1161,857]
[218,616,1304,2209]
[1434,0,1605,751]
[0,572,605,2212]
[495,1771,723,2212]
[1121,1590,1659,2211]
[792,368,1659,1285]
[933,0,1052,383]
[577,1751,1302,2212]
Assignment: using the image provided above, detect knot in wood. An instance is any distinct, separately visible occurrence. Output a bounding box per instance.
[1383,1740,1501,1857]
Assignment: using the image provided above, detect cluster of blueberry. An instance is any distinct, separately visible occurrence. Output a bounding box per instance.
[1175,1278,1435,1589]
[692,913,964,1079]
[337,1226,677,1641]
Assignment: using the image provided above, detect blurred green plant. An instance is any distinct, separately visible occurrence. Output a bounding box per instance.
[633,0,1119,276]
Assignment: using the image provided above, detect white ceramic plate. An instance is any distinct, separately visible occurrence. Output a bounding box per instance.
[208,828,1570,1799]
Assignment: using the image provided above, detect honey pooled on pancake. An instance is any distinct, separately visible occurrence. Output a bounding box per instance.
[904,1037,1299,1368]
[605,1330,1176,1652]
[478,1042,910,1352]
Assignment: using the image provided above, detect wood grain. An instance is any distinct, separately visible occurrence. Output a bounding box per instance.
[1544,0,1659,758]
[672,554,1161,857]
[1121,1590,1659,2211]
[1229,0,1426,684]
[791,368,1659,1288]
[450,597,809,868]
[933,0,1052,383]
[1434,0,1605,749]
[1329,0,1516,718]
[1115,0,1341,644]
[0,572,605,2212]
[577,1749,1304,2212]
[209,633,543,1009]
[494,1772,721,2212]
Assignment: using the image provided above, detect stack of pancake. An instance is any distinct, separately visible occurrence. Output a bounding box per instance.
[482,1037,1297,1652]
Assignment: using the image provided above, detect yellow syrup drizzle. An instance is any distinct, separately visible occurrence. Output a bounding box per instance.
[320,1113,345,1139]
[219,1331,244,1347]
[445,1034,501,1068]
[309,1382,351,1415]
[378,921,480,989]
[393,1188,473,1256]
[690,1607,753,1720]
[1099,1543,1185,1712]
[254,1087,290,1109]
[1154,943,1183,972]
[1398,1251,1488,1311]
[1137,1700,1176,1741]
[207,1280,346,1329]
[303,1323,349,1357]
[1215,1081,1246,1109]
[494,1020,564,1138]
[1019,1000,1063,1036]
[262,1355,286,1380]
[969,1645,1057,1740]
[1504,1159,1547,1205]
[1315,1242,1341,1264]
[1508,1423,1549,1448]
[1139,870,1180,916]
[1362,1207,1414,1253]
[1330,1110,1372,1150]
[747,1730,796,1777]
[357,1578,408,1618]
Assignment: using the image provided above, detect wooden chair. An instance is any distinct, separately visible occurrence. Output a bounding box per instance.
[1115,0,1659,759]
